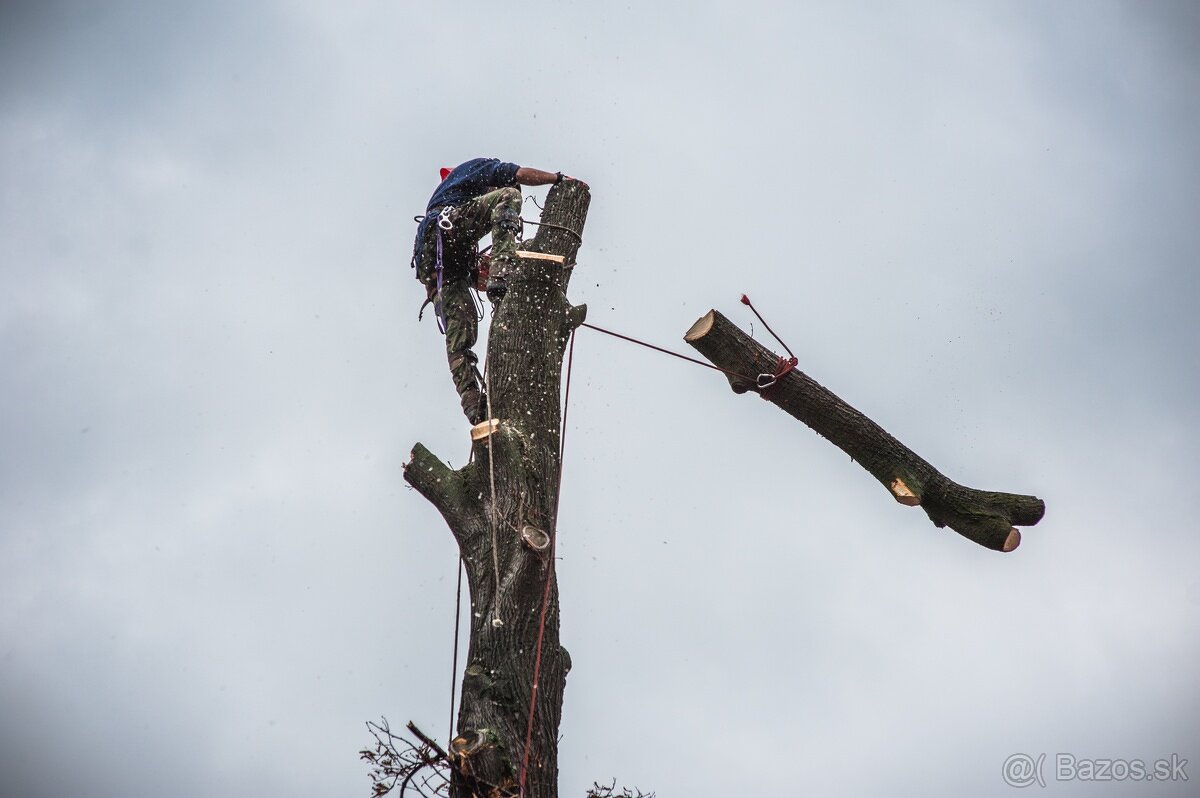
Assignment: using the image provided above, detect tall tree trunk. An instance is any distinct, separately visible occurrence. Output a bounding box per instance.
[685,309,1044,551]
[404,182,590,798]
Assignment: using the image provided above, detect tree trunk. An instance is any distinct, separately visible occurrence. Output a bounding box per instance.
[403,181,589,798]
[684,309,1044,552]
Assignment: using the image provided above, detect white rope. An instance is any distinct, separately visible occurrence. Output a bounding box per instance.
[484,364,502,627]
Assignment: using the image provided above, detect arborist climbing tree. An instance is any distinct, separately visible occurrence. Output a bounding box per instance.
[411,158,579,425]
[400,167,590,798]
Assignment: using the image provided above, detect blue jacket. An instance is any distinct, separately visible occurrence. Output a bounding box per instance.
[411,158,520,273]
[427,158,520,211]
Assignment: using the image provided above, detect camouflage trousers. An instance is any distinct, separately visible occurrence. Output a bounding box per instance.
[437,278,486,423]
[419,186,523,423]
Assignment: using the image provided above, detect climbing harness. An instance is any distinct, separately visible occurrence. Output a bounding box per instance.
[409,207,457,332]
[432,228,448,333]
[432,206,465,333]
[414,202,583,331]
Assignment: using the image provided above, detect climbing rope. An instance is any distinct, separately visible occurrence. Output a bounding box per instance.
[523,194,584,243]
[448,556,463,748]
[521,216,583,244]
[517,329,576,798]
[484,365,503,628]
[579,321,757,385]
[578,316,802,397]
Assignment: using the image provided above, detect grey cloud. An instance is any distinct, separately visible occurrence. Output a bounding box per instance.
[2,2,1198,797]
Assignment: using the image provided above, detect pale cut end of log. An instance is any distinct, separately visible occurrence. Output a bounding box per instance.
[470,419,500,441]
[1002,528,1021,553]
[889,477,921,506]
[684,310,716,342]
[521,524,550,552]
[515,250,566,264]
[450,729,490,760]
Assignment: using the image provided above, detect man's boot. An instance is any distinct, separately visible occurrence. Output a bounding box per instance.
[460,388,489,426]
[486,206,522,303]
[485,254,515,303]
[449,349,487,424]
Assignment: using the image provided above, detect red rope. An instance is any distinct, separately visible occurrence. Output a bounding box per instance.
[758,355,798,400]
[518,329,576,797]
[737,296,799,400]
[740,294,796,359]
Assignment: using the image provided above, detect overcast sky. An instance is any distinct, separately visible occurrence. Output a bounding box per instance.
[2,2,1198,796]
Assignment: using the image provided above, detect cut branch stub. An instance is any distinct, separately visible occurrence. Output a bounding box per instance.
[890,477,921,506]
[685,309,1045,552]
[515,250,567,264]
[521,524,551,552]
[470,419,500,441]
[450,729,490,761]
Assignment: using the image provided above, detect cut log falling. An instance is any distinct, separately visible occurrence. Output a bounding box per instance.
[684,309,1044,552]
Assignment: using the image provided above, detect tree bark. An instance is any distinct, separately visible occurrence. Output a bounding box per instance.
[684,309,1044,552]
[403,181,589,798]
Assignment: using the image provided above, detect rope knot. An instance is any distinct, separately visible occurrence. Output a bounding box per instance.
[757,356,797,399]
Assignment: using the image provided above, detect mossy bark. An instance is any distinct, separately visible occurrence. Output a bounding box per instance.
[404,181,589,798]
